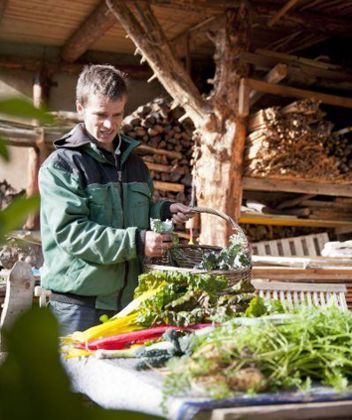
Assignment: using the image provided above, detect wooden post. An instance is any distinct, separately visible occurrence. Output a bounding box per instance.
[195,4,251,246]
[24,71,50,230]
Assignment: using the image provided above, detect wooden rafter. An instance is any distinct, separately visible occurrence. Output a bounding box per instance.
[256,3,352,36]
[0,54,151,78]
[61,2,116,63]
[106,0,207,128]
[267,0,302,27]
[172,14,225,58]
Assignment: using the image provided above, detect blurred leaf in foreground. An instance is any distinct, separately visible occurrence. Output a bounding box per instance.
[0,307,159,420]
[0,136,10,161]
[0,97,54,125]
[0,195,40,239]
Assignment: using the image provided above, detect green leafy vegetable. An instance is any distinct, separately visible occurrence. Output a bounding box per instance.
[150,218,174,233]
[163,305,352,403]
[196,234,251,271]
[134,271,255,327]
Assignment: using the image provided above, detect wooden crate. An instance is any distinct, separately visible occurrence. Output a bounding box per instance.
[252,233,329,257]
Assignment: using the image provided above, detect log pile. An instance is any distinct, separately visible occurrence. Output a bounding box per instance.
[245,99,349,181]
[241,223,333,243]
[122,97,194,204]
[325,128,352,174]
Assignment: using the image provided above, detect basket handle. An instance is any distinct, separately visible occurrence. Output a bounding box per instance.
[189,206,249,250]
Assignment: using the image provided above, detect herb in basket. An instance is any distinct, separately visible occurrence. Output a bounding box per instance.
[196,233,251,271]
[150,218,179,245]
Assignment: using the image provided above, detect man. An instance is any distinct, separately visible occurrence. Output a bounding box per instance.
[39,64,193,335]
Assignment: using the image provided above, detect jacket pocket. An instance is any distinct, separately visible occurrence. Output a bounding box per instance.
[127,183,151,228]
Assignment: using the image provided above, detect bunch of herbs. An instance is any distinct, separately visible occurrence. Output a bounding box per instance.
[163,305,352,401]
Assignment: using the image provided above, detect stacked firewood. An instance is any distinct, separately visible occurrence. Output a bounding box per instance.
[122,97,194,204]
[241,223,333,243]
[245,99,346,181]
[325,128,352,174]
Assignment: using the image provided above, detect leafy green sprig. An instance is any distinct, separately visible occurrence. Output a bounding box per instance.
[163,305,352,402]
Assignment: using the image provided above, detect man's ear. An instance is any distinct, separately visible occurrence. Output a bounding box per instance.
[76,100,84,114]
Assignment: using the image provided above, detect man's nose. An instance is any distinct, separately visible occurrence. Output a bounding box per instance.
[103,119,113,129]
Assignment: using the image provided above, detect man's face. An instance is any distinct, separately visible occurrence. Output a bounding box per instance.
[76,94,126,151]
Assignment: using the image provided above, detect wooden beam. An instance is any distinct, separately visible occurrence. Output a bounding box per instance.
[276,193,316,210]
[61,2,116,63]
[244,78,352,109]
[25,71,49,231]
[249,63,288,106]
[0,54,151,78]
[172,14,225,59]
[243,176,352,198]
[106,0,207,128]
[252,255,352,269]
[240,212,352,228]
[238,78,250,117]
[240,50,352,82]
[252,266,352,281]
[267,0,302,27]
[255,3,352,36]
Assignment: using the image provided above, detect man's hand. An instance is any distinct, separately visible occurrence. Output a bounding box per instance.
[170,203,194,224]
[144,231,173,257]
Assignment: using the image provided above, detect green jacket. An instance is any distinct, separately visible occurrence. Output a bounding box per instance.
[39,124,171,311]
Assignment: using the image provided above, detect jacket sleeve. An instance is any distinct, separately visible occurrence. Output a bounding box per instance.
[39,163,138,265]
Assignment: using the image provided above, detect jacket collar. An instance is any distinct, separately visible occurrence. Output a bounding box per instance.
[54,123,140,165]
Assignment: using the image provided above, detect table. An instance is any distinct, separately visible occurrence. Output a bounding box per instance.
[63,357,352,420]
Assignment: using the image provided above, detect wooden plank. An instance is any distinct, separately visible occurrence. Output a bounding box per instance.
[240,212,352,228]
[244,78,352,109]
[252,255,352,268]
[249,63,288,106]
[267,0,302,27]
[240,50,352,83]
[292,237,304,256]
[281,239,292,256]
[304,236,317,256]
[252,267,352,281]
[154,180,184,193]
[238,78,250,117]
[243,177,352,198]
[61,2,117,63]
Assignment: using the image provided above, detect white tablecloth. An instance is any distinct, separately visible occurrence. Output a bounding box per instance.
[63,357,352,420]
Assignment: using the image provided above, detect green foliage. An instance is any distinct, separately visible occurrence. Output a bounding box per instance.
[0,136,10,161]
[163,305,352,402]
[0,307,159,420]
[0,97,54,125]
[150,218,174,233]
[196,234,251,271]
[0,196,40,238]
[245,296,285,318]
[135,271,255,327]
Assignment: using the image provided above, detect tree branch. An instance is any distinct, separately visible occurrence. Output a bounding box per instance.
[106,0,208,128]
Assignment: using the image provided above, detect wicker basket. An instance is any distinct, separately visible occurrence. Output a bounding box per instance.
[144,206,252,286]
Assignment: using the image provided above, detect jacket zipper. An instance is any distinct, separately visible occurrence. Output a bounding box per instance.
[114,153,129,312]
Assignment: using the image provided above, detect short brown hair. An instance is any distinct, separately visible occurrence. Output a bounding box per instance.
[76,64,128,105]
